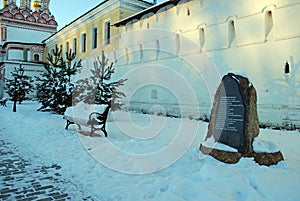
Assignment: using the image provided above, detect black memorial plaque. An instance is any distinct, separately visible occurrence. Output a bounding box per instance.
[212,74,247,152]
[202,74,283,165]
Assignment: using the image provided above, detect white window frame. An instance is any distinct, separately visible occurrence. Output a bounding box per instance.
[65,41,69,53]
[92,27,98,49]
[81,33,87,53]
[104,20,111,45]
[72,37,77,55]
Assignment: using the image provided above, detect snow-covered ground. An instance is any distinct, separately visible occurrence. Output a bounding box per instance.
[0,101,300,201]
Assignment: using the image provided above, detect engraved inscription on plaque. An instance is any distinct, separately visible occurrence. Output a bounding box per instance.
[215,96,244,132]
[212,74,246,152]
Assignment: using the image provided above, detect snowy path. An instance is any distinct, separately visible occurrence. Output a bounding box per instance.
[1,101,300,201]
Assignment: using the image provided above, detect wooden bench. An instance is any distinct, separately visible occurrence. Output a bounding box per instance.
[64,104,110,137]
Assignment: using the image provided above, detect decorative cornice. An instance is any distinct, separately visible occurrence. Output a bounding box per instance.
[2,41,45,48]
[43,0,153,43]
[0,16,57,33]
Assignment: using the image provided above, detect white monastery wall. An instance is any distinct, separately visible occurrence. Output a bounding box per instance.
[3,61,45,97]
[99,0,300,128]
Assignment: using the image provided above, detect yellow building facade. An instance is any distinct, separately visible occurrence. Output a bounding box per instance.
[43,0,154,61]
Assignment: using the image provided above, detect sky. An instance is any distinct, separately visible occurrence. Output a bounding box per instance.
[50,0,165,30]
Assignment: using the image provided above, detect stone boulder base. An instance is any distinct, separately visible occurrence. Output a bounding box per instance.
[200,144,284,166]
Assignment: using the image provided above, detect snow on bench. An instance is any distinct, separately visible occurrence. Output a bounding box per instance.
[64,102,110,137]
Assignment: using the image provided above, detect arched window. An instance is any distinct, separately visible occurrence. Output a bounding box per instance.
[187,7,190,16]
[92,27,98,49]
[81,33,86,53]
[284,61,290,74]
[151,90,158,99]
[156,39,160,60]
[139,43,143,62]
[175,33,180,53]
[265,10,273,39]
[199,28,205,49]
[73,38,77,55]
[34,54,40,61]
[228,20,236,47]
[113,49,117,63]
[65,41,70,52]
[125,47,129,63]
[104,20,111,45]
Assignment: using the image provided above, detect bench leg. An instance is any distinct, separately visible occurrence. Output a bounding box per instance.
[66,120,72,130]
[66,120,80,130]
[90,127,95,135]
[101,127,108,137]
[90,126,107,137]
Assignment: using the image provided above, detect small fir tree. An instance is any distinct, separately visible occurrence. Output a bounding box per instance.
[36,45,81,114]
[5,65,34,112]
[73,51,127,110]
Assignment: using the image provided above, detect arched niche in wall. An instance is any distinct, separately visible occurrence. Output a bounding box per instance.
[33,54,40,61]
[174,30,182,54]
[262,4,276,41]
[138,42,143,62]
[139,12,154,29]
[176,0,190,16]
[125,20,137,32]
[155,12,160,23]
[197,24,207,52]
[151,89,158,100]
[125,47,129,64]
[155,38,160,60]
[226,16,237,47]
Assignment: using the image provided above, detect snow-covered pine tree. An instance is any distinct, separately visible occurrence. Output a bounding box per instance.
[36,45,81,114]
[73,51,126,110]
[5,65,34,112]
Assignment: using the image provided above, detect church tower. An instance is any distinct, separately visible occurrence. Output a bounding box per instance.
[41,0,50,12]
[32,0,41,11]
[20,0,31,9]
[2,0,8,7]
[41,0,49,9]
[0,0,57,98]
[2,0,16,6]
[8,0,16,4]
